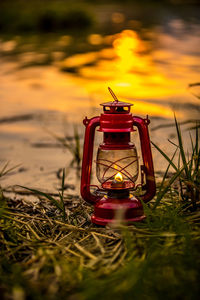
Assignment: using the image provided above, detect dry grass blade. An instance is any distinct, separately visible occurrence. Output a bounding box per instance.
[74,243,97,260]
[91,232,105,254]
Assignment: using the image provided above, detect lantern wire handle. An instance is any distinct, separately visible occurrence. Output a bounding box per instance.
[108,87,118,102]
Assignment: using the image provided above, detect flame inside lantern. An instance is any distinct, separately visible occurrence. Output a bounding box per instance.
[114,172,123,182]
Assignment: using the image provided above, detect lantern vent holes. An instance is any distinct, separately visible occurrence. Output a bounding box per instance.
[103,105,130,114]
[104,106,110,111]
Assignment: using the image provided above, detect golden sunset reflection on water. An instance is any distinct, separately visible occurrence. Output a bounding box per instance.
[61,27,199,120]
[1,25,200,123]
[0,22,200,190]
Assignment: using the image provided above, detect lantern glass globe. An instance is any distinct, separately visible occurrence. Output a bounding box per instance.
[96,146,139,188]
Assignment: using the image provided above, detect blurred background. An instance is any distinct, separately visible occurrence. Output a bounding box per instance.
[0,0,200,194]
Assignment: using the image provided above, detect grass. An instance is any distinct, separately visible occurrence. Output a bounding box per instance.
[0,188,200,300]
[0,118,200,299]
[152,116,200,211]
[19,169,67,222]
[45,126,82,169]
[188,82,200,100]
[0,162,21,179]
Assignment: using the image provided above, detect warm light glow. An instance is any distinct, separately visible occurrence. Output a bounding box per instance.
[113,30,142,73]
[2,28,199,122]
[88,34,103,45]
[114,172,123,182]
[67,28,200,121]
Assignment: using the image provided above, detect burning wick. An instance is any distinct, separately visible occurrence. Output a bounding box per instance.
[111,172,125,188]
[115,172,123,182]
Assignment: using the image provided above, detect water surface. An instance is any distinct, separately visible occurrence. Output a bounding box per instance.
[0,5,200,192]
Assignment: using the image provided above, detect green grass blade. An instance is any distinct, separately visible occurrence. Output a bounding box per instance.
[61,168,65,200]
[58,191,66,222]
[151,141,178,172]
[195,125,199,156]
[158,147,178,195]
[174,115,190,179]
[18,185,63,211]
[178,152,184,200]
[188,132,195,176]
[60,169,66,221]
[73,126,81,167]
[153,166,185,209]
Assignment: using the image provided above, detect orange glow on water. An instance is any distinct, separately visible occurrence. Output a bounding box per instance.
[113,30,142,73]
[67,28,199,120]
[1,27,199,122]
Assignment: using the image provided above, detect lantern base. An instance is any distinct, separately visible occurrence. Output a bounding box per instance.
[91,196,145,226]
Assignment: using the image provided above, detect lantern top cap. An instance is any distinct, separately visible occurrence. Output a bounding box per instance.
[100,101,132,107]
[100,87,133,114]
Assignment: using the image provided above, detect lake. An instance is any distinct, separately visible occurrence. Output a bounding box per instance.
[0,2,200,196]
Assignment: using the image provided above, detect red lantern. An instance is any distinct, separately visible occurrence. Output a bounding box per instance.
[81,88,156,225]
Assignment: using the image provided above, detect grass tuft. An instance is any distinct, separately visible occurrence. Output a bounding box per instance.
[152,116,200,211]
[44,126,82,169]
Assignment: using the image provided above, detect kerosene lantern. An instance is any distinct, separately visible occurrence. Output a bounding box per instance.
[81,88,156,225]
